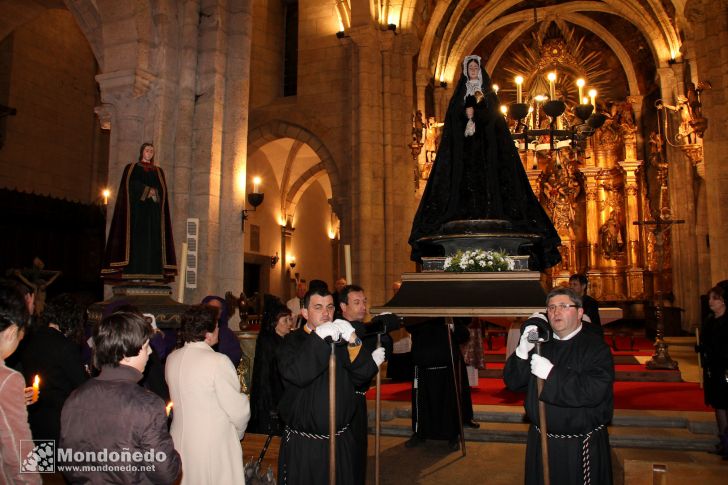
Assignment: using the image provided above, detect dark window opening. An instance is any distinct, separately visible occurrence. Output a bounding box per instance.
[283,0,298,97]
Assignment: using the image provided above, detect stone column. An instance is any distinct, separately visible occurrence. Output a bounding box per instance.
[348,25,384,298]
[280,222,295,300]
[657,65,701,329]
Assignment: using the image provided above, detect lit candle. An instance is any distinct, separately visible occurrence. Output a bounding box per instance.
[547,72,556,99]
[515,76,523,104]
[102,189,110,205]
[588,89,597,108]
[582,97,589,105]
[32,375,40,402]
[576,79,585,104]
[500,105,508,116]
[492,84,499,95]
[166,401,173,416]
[252,176,261,194]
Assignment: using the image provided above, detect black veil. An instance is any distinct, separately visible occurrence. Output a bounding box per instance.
[408,61,561,270]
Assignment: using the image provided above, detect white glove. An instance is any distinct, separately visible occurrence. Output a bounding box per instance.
[530,354,554,380]
[314,322,341,342]
[333,319,356,342]
[371,347,386,367]
[516,325,538,360]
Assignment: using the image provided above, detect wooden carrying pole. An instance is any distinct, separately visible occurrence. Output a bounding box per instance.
[535,341,550,485]
[329,342,336,485]
[445,317,466,456]
[375,334,382,485]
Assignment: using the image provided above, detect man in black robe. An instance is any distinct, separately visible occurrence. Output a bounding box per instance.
[405,317,476,451]
[277,288,382,485]
[569,273,603,335]
[504,287,614,485]
[338,284,394,484]
[101,143,177,281]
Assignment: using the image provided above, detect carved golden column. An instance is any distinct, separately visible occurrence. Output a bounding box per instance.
[581,168,601,272]
[526,168,543,199]
[619,160,646,299]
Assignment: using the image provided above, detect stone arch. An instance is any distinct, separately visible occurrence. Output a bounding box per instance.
[482,13,640,96]
[247,119,342,218]
[416,1,674,84]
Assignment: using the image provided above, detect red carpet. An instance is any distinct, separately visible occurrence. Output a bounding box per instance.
[368,379,712,412]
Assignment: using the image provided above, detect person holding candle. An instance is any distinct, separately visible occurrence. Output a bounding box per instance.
[60,312,181,484]
[165,305,250,484]
[101,142,177,281]
[408,55,561,270]
[0,279,41,484]
[20,294,87,442]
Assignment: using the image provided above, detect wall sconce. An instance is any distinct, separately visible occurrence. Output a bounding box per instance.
[270,252,279,268]
[242,176,264,232]
[288,256,296,270]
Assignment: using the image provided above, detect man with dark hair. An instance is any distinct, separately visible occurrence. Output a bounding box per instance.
[20,294,87,441]
[61,312,181,484]
[504,287,614,485]
[0,279,41,484]
[569,273,603,334]
[277,288,383,485]
[338,284,393,484]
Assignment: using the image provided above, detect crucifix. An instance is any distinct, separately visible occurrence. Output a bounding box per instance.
[633,217,684,370]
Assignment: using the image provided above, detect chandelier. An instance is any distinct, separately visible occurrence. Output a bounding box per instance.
[502,72,606,154]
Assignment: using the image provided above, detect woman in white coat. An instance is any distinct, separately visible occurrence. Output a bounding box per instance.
[166,305,250,484]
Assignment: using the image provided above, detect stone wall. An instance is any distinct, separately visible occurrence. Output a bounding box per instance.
[0,9,104,204]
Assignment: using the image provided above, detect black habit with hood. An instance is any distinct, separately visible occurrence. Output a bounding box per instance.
[408,56,561,270]
[504,324,614,485]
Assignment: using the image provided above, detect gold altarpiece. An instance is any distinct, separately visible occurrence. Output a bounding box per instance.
[521,108,666,306]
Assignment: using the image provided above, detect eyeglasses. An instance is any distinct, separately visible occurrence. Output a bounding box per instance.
[547,303,579,312]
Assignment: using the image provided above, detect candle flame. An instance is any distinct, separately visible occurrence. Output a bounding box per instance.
[547,72,556,82]
[166,401,173,416]
[576,78,585,88]
[514,76,523,85]
[33,375,40,387]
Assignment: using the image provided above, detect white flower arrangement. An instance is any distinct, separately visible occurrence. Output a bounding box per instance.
[443,249,516,272]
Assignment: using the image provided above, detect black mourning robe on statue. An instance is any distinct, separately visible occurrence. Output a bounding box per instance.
[101,162,177,281]
[504,327,614,485]
[409,318,473,441]
[277,327,378,485]
[408,64,561,270]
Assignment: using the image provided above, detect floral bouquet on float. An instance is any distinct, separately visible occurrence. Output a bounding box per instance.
[443,249,516,272]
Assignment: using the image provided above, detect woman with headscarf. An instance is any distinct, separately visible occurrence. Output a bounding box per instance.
[408,55,561,270]
[248,297,293,435]
[696,281,728,458]
[201,295,243,366]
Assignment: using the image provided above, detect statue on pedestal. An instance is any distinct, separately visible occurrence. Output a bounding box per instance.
[101,143,177,282]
